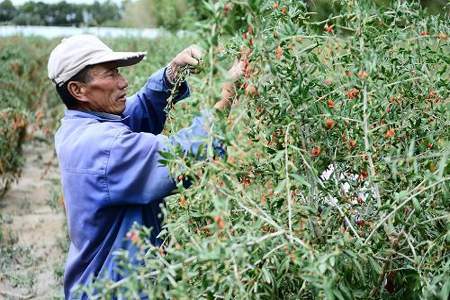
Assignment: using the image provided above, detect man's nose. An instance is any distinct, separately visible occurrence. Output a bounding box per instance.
[118,74,128,90]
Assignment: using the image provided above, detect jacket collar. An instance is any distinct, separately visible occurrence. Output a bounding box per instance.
[64,109,129,122]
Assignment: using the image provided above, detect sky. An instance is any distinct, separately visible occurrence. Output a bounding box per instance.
[10,0,124,5]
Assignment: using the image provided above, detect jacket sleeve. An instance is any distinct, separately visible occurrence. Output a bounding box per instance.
[122,68,190,134]
[105,111,217,206]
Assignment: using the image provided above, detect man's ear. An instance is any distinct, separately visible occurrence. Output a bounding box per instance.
[67,81,89,102]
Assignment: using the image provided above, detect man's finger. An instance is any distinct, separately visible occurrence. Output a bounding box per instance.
[183,55,200,66]
[189,45,204,60]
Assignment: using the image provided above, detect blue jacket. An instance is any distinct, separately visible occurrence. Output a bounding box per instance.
[55,68,212,299]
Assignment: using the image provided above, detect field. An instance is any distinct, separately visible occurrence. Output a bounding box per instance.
[0,0,449,299]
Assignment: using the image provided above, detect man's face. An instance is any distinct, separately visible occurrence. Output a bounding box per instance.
[73,62,129,115]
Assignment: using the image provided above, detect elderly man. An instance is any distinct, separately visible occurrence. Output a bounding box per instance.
[48,34,241,299]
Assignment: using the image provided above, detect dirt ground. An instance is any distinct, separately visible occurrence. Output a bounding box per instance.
[0,139,66,299]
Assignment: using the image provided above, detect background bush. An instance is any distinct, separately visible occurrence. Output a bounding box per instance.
[0,37,61,194]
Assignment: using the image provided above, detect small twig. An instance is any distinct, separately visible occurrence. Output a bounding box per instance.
[304,13,357,26]
[362,86,382,208]
[385,76,424,88]
[285,123,293,242]
[247,230,285,246]
[403,231,418,262]
[166,65,193,112]
[418,214,449,225]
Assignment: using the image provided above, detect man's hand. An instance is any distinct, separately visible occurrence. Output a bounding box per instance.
[215,59,245,111]
[226,59,245,82]
[166,45,204,84]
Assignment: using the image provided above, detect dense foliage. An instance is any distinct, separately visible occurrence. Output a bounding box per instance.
[78,1,449,299]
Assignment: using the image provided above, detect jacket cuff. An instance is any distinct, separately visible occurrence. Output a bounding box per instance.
[145,68,190,103]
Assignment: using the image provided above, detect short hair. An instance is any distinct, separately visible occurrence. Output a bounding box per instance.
[55,66,93,109]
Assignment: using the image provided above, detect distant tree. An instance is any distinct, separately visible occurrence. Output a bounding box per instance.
[121,0,188,29]
[87,0,121,26]
[0,0,17,22]
[12,12,43,25]
[6,0,121,27]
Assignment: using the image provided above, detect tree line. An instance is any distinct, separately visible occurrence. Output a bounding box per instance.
[0,0,122,27]
[0,0,447,29]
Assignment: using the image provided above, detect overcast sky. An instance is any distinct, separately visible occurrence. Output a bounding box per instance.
[10,0,124,5]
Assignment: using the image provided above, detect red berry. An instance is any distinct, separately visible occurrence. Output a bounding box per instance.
[325,118,335,130]
[324,23,334,33]
[385,129,395,138]
[311,146,321,157]
[327,99,335,109]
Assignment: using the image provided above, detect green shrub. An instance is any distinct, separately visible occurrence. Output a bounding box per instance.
[0,37,59,193]
[80,1,449,299]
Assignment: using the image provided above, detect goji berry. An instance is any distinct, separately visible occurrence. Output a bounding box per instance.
[325,118,335,130]
[311,146,321,157]
[327,99,335,109]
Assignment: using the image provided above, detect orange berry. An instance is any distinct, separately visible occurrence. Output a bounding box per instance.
[325,118,335,130]
[245,84,258,97]
[126,230,141,245]
[358,70,368,79]
[311,146,321,157]
[324,23,334,33]
[349,139,357,149]
[359,170,368,181]
[261,194,267,206]
[273,1,279,9]
[179,195,187,207]
[385,128,395,138]
[327,99,335,109]
[346,88,360,100]
[223,3,232,15]
[213,215,225,229]
[241,177,251,187]
[275,45,283,60]
[281,7,287,15]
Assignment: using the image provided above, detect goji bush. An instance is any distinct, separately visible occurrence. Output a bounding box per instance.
[81,1,449,299]
[0,37,60,195]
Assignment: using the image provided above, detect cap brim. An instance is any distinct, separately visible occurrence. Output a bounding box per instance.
[89,51,147,68]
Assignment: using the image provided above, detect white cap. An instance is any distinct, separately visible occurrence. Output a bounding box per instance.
[48,34,146,86]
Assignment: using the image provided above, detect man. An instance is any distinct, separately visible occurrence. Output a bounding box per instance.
[47,34,242,299]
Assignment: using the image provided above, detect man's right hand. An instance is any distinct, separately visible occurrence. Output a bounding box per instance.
[166,45,204,84]
[214,60,245,111]
[226,59,245,82]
